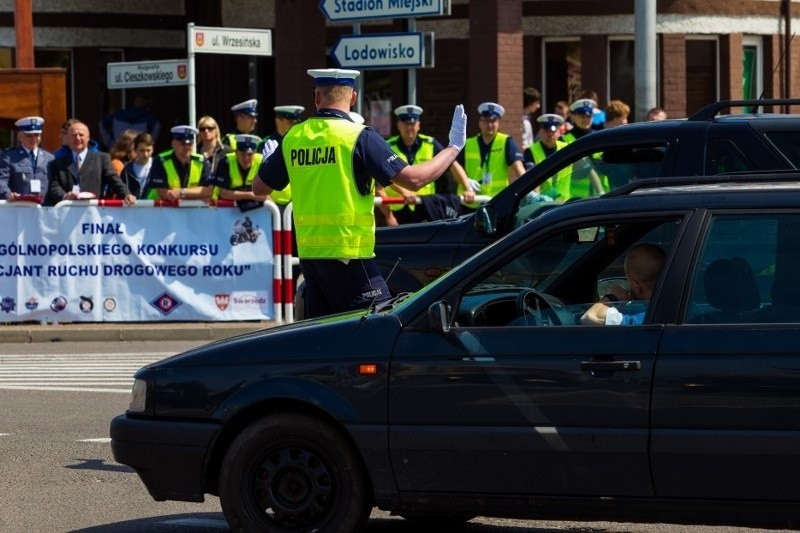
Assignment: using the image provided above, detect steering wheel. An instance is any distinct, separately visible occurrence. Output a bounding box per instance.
[515,289,563,326]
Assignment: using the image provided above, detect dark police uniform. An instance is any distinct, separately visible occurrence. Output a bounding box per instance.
[223,99,259,152]
[0,116,54,202]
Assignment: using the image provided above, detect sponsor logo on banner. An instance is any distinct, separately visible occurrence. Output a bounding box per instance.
[195,32,205,47]
[151,292,182,316]
[79,296,94,313]
[25,297,38,311]
[104,298,117,312]
[215,294,230,311]
[50,296,67,312]
[232,292,269,312]
[178,64,187,79]
[1,296,15,313]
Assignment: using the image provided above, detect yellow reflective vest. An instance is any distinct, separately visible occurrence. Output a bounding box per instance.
[384,134,436,211]
[153,150,205,200]
[528,140,571,201]
[459,133,511,207]
[282,118,375,259]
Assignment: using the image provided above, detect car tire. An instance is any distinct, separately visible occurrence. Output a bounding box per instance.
[219,413,370,533]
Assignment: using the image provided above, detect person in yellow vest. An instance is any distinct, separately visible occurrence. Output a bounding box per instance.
[260,105,304,208]
[222,99,259,152]
[378,104,475,225]
[253,68,467,318]
[561,98,606,197]
[457,102,525,209]
[148,125,214,201]
[214,134,268,212]
[523,113,572,202]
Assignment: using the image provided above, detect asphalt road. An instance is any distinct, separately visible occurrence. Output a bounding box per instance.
[0,341,790,532]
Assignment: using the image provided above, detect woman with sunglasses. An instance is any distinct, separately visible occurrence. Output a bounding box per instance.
[196,116,226,175]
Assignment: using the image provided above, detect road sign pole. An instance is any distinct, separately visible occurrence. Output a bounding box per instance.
[187,23,197,128]
[353,22,362,115]
[408,19,416,106]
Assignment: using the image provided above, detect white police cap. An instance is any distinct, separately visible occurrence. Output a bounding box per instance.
[274,105,305,120]
[307,68,360,87]
[234,134,261,153]
[349,111,365,124]
[570,98,597,115]
[231,99,258,116]
[170,125,199,143]
[15,116,44,134]
[478,102,505,118]
[537,113,565,132]
[394,104,423,122]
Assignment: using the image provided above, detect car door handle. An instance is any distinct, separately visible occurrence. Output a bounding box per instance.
[580,360,641,372]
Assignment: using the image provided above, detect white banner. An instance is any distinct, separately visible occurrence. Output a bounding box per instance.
[0,205,274,322]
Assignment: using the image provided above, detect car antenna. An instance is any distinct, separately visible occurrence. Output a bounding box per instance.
[758,32,795,101]
[360,257,402,322]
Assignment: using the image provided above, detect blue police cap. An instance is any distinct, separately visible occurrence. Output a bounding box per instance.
[307,68,360,87]
[570,98,597,116]
[394,104,423,122]
[274,105,304,120]
[478,102,505,119]
[537,113,565,132]
[170,125,198,144]
[15,116,44,134]
[231,99,258,116]
[234,134,261,153]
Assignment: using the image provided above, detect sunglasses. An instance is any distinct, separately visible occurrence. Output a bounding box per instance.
[198,126,216,132]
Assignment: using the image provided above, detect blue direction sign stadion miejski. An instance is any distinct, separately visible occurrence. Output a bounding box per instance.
[331,32,424,69]
[319,0,444,22]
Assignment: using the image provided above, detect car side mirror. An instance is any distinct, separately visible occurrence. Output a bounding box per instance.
[474,204,497,236]
[428,301,451,334]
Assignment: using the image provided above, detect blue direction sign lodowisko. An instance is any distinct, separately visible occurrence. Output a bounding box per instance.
[319,0,444,22]
[331,32,424,69]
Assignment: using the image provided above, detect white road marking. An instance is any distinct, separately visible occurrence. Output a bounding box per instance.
[78,437,111,443]
[0,351,175,393]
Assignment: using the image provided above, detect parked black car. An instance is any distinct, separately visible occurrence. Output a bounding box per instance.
[112,175,800,531]
[369,98,800,295]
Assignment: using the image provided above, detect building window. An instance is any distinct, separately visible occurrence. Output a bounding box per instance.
[686,38,718,115]
[742,36,762,109]
[542,39,581,112]
[608,38,636,111]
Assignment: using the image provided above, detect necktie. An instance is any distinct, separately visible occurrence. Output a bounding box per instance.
[29,151,36,169]
[76,154,82,170]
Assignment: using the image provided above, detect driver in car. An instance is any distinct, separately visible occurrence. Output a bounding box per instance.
[580,243,665,325]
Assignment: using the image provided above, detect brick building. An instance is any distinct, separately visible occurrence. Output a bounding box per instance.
[0,0,796,151]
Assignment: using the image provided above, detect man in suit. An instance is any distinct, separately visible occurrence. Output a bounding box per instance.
[46,121,136,206]
[0,116,55,203]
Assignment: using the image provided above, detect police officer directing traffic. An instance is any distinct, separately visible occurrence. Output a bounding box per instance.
[254,68,467,319]
[0,116,54,202]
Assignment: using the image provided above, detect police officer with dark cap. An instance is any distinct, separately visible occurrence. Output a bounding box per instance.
[215,133,268,212]
[524,113,571,201]
[149,125,214,201]
[253,68,468,319]
[223,99,259,152]
[0,116,54,202]
[562,98,606,196]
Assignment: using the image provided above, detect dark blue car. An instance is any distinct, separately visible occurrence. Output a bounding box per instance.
[112,176,800,532]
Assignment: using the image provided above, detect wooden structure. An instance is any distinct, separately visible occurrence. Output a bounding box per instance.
[0,69,67,152]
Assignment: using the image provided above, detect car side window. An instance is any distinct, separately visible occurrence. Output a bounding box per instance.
[514,142,667,229]
[685,214,800,324]
[456,218,681,328]
[763,131,800,168]
[705,139,756,175]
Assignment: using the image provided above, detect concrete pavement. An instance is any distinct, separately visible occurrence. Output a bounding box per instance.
[0,320,277,343]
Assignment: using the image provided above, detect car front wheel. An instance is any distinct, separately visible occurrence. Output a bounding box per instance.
[219,413,370,532]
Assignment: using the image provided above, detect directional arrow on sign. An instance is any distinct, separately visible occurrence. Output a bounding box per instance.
[331,32,424,69]
[319,0,444,22]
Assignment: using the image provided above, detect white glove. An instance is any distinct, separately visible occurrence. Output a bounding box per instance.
[262,139,279,160]
[448,104,467,151]
[467,179,482,193]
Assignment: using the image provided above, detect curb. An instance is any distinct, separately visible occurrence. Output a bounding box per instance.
[0,321,276,343]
